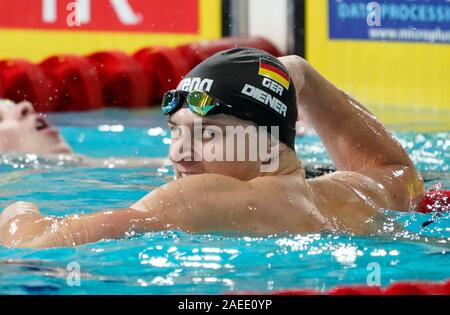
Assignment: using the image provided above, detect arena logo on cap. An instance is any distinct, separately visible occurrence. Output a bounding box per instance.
[258,58,290,90]
[177,77,214,92]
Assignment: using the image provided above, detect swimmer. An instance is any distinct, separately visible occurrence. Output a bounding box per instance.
[0,48,424,248]
[0,99,166,168]
[0,99,72,155]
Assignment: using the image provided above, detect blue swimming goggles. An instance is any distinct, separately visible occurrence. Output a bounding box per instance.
[161,90,233,117]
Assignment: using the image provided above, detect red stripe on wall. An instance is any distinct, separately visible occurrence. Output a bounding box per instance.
[0,0,199,33]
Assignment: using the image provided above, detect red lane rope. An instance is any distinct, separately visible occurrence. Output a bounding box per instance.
[231,279,450,295]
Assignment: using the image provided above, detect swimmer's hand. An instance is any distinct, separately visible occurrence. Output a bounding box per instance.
[278,55,313,135]
[0,202,47,247]
[278,55,308,98]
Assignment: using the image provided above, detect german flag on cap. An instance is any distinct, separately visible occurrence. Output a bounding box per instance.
[258,58,290,90]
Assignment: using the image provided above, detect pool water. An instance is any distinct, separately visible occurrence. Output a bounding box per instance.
[0,109,449,294]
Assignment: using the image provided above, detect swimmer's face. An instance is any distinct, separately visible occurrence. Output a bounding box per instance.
[168,108,277,180]
[0,101,72,154]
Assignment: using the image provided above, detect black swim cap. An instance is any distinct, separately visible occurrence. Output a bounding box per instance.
[176,47,297,149]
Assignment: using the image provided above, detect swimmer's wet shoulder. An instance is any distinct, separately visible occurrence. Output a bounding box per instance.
[131,172,328,234]
[130,164,420,236]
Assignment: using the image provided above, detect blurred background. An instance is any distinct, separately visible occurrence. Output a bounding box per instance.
[0,0,448,130]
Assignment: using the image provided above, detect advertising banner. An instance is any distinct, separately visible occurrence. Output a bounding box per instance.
[306,0,450,121]
[328,0,450,44]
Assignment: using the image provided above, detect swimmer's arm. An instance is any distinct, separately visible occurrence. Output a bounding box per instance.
[279,56,416,172]
[0,203,164,248]
[280,56,423,209]
[1,175,325,248]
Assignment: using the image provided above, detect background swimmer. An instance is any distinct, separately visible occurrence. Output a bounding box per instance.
[0,99,72,155]
[0,99,166,168]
